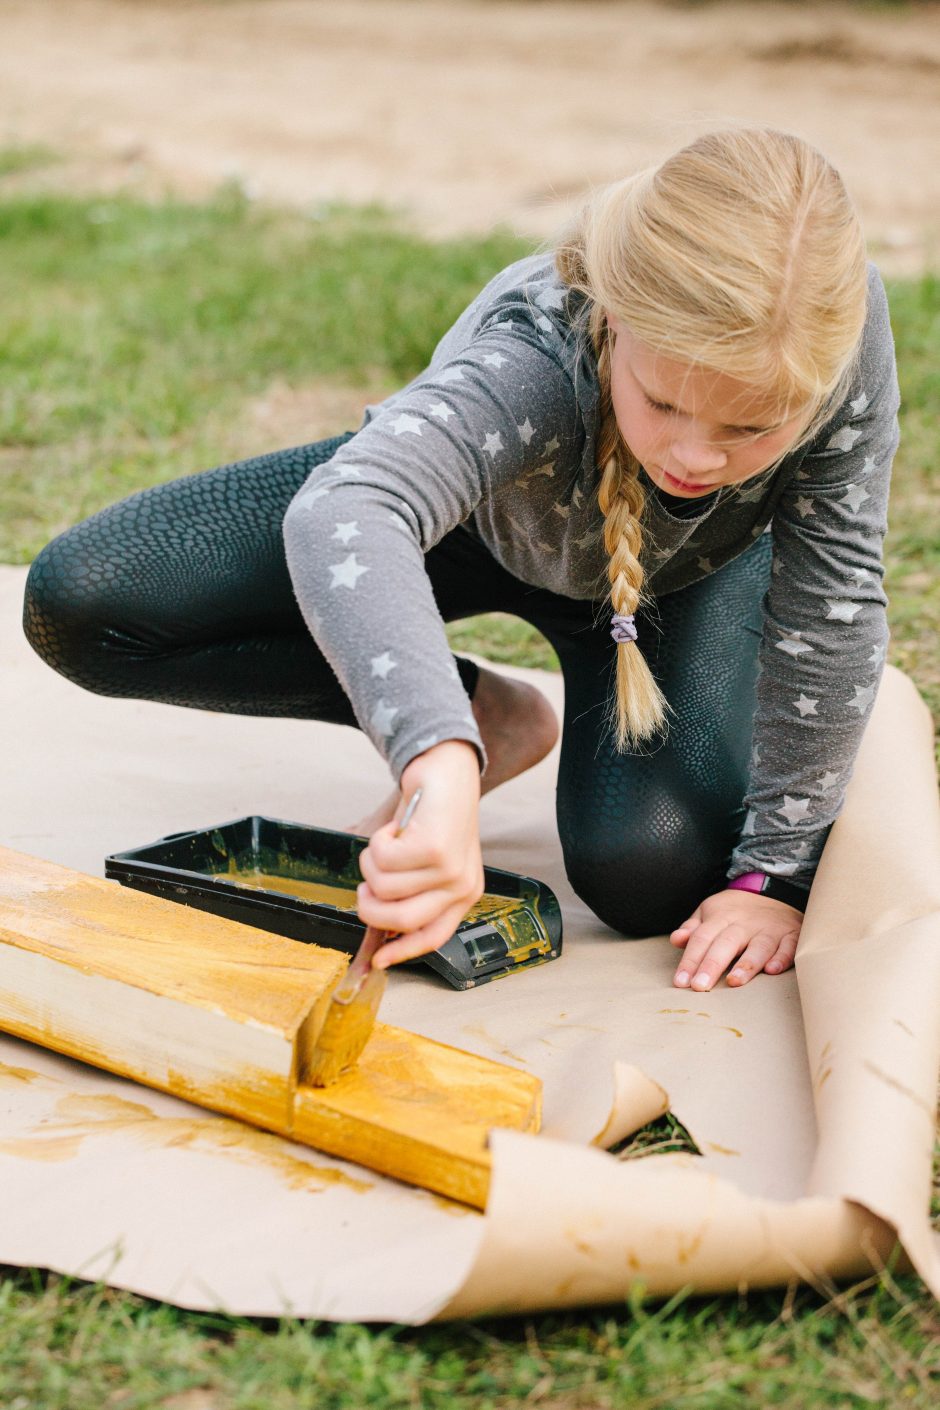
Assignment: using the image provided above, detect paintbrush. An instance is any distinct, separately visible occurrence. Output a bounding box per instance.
[302,788,423,1087]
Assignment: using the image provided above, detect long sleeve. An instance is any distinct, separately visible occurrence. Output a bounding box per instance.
[729,267,900,888]
[282,319,585,780]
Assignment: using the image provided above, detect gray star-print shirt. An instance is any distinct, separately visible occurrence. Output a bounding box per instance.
[283,253,899,891]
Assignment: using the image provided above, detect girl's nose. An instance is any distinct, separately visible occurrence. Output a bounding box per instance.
[669,435,728,477]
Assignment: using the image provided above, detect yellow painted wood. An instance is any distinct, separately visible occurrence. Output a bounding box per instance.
[0,847,541,1206]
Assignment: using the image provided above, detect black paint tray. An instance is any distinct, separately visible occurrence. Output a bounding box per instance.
[105,815,563,991]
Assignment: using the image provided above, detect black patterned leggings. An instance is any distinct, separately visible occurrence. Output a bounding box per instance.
[23,433,772,935]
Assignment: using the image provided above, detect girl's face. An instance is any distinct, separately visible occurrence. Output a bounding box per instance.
[607,318,809,497]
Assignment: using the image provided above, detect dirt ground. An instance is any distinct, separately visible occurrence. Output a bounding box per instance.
[1,0,939,272]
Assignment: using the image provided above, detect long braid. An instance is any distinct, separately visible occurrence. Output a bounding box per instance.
[593,328,670,749]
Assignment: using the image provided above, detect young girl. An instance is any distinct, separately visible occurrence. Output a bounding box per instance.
[24,128,899,994]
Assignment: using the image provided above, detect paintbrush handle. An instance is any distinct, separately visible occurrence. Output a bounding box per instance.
[340,787,424,996]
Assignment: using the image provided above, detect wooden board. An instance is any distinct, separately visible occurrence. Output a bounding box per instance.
[0,846,541,1206]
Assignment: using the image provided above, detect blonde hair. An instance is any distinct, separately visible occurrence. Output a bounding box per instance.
[555,127,868,750]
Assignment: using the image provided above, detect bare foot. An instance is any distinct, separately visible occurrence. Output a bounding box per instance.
[347,665,559,835]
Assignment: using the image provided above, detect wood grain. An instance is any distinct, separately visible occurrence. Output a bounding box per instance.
[0,846,541,1206]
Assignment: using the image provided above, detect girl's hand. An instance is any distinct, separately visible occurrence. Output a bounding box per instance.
[669,889,802,992]
[357,739,484,969]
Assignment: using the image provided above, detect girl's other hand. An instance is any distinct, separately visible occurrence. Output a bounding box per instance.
[356,739,483,968]
[669,889,802,992]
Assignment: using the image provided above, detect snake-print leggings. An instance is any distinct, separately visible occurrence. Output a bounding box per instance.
[23,433,772,935]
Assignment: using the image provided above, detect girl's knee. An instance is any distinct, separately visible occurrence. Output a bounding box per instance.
[23,532,140,694]
[561,809,727,937]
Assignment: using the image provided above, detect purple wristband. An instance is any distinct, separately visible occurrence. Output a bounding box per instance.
[727,872,766,894]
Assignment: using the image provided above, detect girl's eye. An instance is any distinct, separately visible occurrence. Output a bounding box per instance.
[644,392,770,440]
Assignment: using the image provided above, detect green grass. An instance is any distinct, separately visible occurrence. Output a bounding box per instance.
[1,1261,938,1409]
[0,169,938,1401]
[0,142,59,180]
[0,188,527,561]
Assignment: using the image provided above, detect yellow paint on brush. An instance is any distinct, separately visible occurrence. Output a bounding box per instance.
[0,846,542,1208]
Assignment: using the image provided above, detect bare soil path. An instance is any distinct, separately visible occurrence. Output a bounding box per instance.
[2,0,939,270]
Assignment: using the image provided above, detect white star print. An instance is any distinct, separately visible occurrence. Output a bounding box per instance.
[777,796,811,826]
[482,352,507,369]
[839,484,870,514]
[696,556,713,573]
[816,771,840,790]
[775,629,814,658]
[794,468,810,481]
[771,558,783,577]
[295,485,330,510]
[575,530,600,551]
[741,808,757,836]
[517,418,535,445]
[415,735,439,753]
[868,642,885,666]
[825,599,863,623]
[336,466,363,479]
[536,315,553,334]
[445,661,460,681]
[826,426,863,453]
[438,367,463,384]
[328,554,370,590]
[331,521,360,545]
[553,502,570,519]
[536,286,566,310]
[529,462,555,479]
[482,431,504,457]
[769,860,800,876]
[751,745,762,767]
[860,456,876,475]
[794,496,816,519]
[388,510,411,532]
[391,413,423,437]
[793,694,819,718]
[846,683,877,714]
[791,841,812,859]
[543,436,560,456]
[847,565,873,586]
[370,699,398,737]
[571,485,584,508]
[370,652,397,680]
[735,479,767,504]
[849,392,870,416]
[535,540,556,553]
[429,401,455,422]
[651,547,672,561]
[308,609,323,636]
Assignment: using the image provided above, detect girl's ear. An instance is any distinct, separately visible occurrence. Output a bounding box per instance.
[606,310,624,337]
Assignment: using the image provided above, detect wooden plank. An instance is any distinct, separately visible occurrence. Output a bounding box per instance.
[0,847,540,1206]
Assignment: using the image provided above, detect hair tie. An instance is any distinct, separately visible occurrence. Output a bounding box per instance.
[610,613,638,645]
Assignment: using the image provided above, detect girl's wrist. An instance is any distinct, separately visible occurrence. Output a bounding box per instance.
[402,737,482,790]
[726,871,810,912]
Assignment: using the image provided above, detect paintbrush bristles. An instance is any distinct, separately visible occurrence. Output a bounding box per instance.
[303,966,388,1086]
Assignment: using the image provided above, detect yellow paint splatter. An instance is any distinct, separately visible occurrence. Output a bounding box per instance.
[1,1090,373,1192]
[0,1060,42,1085]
